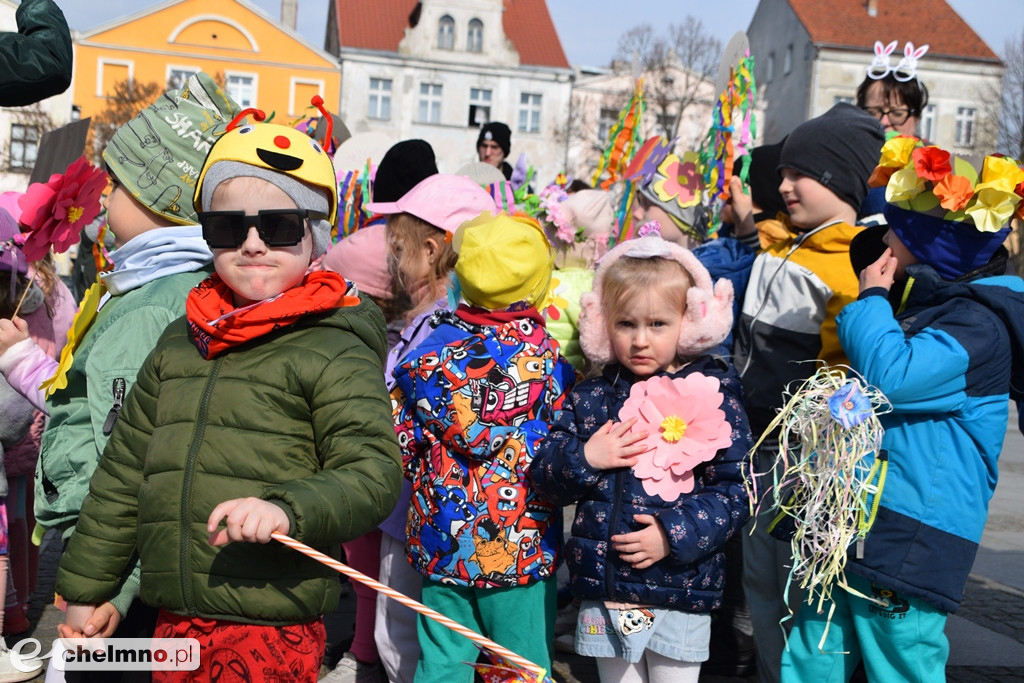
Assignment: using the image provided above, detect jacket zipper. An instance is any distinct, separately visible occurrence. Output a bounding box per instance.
[180,357,222,613]
[101,378,127,435]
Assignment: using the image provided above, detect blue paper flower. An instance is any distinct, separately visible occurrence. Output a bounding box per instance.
[827,382,871,429]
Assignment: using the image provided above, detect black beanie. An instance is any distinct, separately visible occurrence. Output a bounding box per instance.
[778,103,884,211]
[477,121,511,157]
[373,139,438,203]
[748,139,788,219]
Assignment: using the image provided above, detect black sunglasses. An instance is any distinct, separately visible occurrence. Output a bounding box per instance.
[197,209,327,248]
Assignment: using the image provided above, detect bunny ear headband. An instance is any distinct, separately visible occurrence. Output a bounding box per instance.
[867,40,929,83]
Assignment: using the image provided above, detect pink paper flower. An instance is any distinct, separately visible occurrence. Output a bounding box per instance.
[15,155,107,262]
[619,374,733,502]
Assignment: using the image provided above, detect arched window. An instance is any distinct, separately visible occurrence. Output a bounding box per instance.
[467,19,483,53]
[437,15,454,50]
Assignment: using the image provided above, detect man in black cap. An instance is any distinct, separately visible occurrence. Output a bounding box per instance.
[476,121,513,180]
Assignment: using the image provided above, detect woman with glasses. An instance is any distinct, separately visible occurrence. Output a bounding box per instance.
[855,41,930,137]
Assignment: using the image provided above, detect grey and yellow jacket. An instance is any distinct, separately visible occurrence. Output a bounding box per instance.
[733,221,861,437]
[57,296,402,625]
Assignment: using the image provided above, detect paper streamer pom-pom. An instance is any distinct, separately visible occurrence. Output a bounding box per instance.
[744,365,892,645]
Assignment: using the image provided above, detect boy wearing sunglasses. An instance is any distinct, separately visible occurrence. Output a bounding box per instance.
[0,73,240,671]
[55,104,402,681]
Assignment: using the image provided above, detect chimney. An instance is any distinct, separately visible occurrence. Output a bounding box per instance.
[866,0,878,17]
[281,0,298,30]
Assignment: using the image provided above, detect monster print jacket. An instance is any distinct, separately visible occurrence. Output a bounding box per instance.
[391,305,576,588]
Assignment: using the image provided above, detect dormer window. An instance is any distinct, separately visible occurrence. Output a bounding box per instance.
[438,15,455,50]
[467,19,483,53]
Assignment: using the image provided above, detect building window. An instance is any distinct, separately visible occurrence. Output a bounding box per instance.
[597,107,618,142]
[468,87,491,126]
[369,78,392,120]
[784,45,793,75]
[766,53,774,82]
[167,68,197,89]
[518,92,542,133]
[920,104,936,141]
[437,15,454,50]
[9,123,39,171]
[467,19,483,53]
[226,74,255,108]
[418,83,442,124]
[654,113,676,138]
[955,106,975,147]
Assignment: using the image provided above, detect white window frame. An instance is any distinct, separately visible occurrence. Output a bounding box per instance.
[96,58,133,97]
[166,65,200,90]
[784,45,793,75]
[920,104,936,141]
[225,71,258,108]
[289,77,324,116]
[597,107,618,143]
[955,106,975,147]
[437,15,455,50]
[9,122,39,171]
[518,92,542,133]
[468,87,491,126]
[369,77,392,120]
[418,83,443,124]
[467,18,483,53]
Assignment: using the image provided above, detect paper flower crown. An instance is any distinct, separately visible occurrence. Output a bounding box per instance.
[869,136,1024,233]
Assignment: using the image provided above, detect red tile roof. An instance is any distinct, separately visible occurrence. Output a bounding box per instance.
[501,0,569,69]
[335,0,568,68]
[787,0,1000,62]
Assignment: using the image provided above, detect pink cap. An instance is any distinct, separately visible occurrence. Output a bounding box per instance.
[365,173,497,234]
[322,224,393,300]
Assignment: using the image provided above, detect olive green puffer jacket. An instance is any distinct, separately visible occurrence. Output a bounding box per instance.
[56,296,402,625]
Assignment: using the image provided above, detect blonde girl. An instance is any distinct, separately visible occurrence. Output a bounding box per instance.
[530,235,753,683]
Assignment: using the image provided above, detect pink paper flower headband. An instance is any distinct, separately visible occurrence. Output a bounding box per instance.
[867,40,929,83]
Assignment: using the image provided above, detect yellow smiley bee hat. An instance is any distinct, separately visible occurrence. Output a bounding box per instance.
[193,97,339,256]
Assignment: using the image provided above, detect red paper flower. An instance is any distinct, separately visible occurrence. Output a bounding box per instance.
[911,146,952,182]
[618,373,733,502]
[932,173,974,212]
[15,156,107,262]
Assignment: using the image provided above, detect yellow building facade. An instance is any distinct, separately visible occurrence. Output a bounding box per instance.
[72,0,341,122]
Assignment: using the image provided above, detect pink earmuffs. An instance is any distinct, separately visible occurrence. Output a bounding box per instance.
[578,236,734,364]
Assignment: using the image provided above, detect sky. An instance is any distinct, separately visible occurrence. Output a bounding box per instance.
[58,0,1022,67]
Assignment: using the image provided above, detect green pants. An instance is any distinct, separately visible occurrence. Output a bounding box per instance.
[781,573,949,683]
[415,576,556,683]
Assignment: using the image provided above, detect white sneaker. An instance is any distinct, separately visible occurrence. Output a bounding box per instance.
[321,652,383,683]
[0,638,43,683]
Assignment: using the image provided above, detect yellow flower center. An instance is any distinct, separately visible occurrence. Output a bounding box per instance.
[660,415,687,443]
[67,205,84,224]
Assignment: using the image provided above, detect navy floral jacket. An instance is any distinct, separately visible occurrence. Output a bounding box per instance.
[529,353,752,612]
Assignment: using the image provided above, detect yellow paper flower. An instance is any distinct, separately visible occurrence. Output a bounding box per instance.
[964,184,1021,232]
[980,155,1024,193]
[660,415,688,443]
[885,166,926,203]
[879,136,919,168]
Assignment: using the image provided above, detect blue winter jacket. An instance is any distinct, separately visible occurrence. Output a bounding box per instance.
[529,355,752,612]
[837,263,1024,613]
